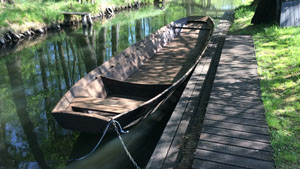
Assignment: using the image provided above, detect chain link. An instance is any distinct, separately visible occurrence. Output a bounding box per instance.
[113,121,141,169]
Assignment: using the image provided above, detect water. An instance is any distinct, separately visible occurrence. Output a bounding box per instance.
[0,0,244,168]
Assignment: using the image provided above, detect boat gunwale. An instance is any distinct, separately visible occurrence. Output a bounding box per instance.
[81,20,214,120]
[51,110,111,121]
[51,16,214,132]
[51,19,187,114]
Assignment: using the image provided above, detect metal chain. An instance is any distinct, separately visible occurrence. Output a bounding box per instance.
[112,121,141,169]
[72,120,113,161]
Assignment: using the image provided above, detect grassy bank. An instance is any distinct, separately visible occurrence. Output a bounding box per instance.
[0,0,152,35]
[230,1,300,169]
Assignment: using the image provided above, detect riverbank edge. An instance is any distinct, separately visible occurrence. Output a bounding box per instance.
[0,1,150,49]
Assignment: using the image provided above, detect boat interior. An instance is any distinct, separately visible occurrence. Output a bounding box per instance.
[70,76,171,118]
[52,16,213,120]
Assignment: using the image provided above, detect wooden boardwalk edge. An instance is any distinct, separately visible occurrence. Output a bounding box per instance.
[146,13,233,169]
[145,49,212,169]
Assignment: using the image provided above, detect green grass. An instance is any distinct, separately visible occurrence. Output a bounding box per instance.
[0,0,153,34]
[230,1,300,169]
[0,0,97,34]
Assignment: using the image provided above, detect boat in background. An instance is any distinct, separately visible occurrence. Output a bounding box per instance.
[51,16,214,134]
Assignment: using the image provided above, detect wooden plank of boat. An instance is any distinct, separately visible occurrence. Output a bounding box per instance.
[71,96,146,114]
[173,27,212,30]
[51,16,214,134]
[187,16,209,22]
[126,23,211,84]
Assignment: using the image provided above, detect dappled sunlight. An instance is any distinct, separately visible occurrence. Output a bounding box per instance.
[127,29,206,84]
[71,96,146,115]
[191,35,275,169]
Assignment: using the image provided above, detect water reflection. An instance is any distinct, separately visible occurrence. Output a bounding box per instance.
[0,0,244,168]
[5,55,50,169]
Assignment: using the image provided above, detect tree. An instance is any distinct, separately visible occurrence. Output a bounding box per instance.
[0,0,14,4]
[251,0,281,24]
[78,0,95,4]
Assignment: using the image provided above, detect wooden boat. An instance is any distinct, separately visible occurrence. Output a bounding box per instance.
[51,16,214,134]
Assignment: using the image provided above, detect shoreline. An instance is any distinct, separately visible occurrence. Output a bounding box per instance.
[0,1,150,49]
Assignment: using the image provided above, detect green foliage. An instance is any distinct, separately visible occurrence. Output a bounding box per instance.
[0,0,154,34]
[230,2,300,169]
[101,6,165,27]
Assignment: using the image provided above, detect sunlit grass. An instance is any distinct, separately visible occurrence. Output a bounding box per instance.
[0,1,95,33]
[230,2,300,169]
[0,0,153,34]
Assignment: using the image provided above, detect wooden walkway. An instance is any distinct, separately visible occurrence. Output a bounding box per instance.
[146,15,234,169]
[192,35,274,169]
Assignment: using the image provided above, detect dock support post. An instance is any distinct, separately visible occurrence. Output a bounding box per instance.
[82,15,88,27]
[87,13,93,26]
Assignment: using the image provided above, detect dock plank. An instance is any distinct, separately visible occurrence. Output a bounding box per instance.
[194,149,274,169]
[207,101,265,111]
[205,114,268,127]
[201,126,270,143]
[208,94,262,102]
[206,109,266,120]
[197,141,273,161]
[193,159,244,169]
[207,105,265,114]
[200,133,273,151]
[203,119,269,135]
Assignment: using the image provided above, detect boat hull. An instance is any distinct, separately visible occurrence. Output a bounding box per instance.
[52,71,191,134]
[51,16,214,134]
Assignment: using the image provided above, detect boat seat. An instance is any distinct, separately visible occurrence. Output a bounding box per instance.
[70,95,148,115]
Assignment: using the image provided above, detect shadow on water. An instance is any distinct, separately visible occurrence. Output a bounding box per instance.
[0,0,244,168]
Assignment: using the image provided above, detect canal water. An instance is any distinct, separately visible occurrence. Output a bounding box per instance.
[0,0,243,168]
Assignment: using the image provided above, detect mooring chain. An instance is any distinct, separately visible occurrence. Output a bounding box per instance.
[70,119,140,169]
[72,120,114,161]
[112,121,141,169]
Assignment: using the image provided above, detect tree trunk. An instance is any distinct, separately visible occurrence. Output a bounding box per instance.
[251,0,277,24]
[7,0,14,4]
[251,0,260,6]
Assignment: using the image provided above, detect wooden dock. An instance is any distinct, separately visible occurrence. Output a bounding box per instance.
[146,16,275,168]
[62,12,93,26]
[192,35,274,169]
